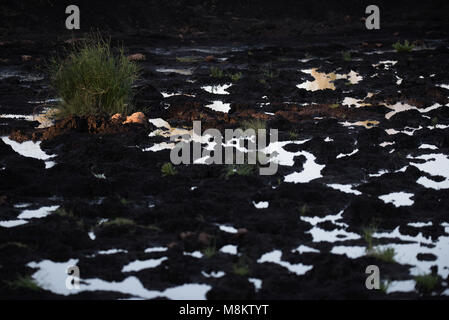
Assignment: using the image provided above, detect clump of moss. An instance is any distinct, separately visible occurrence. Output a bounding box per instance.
[6,276,41,291]
[392,40,415,53]
[49,35,140,118]
[202,238,216,259]
[176,56,200,63]
[161,162,177,176]
[240,119,266,131]
[222,164,255,179]
[289,130,299,139]
[228,71,243,82]
[210,66,225,78]
[233,257,251,276]
[341,51,352,62]
[298,204,309,216]
[103,218,135,227]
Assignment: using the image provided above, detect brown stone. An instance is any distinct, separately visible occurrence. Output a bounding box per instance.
[128,53,146,61]
[21,55,32,62]
[198,232,212,245]
[236,228,248,236]
[123,112,146,124]
[111,113,124,122]
[180,231,195,240]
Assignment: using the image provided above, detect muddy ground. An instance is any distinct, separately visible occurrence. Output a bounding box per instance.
[1,1,449,299]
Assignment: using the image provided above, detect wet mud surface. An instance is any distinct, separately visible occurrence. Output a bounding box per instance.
[1,1,449,300]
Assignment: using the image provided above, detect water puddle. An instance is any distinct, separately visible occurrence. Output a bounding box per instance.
[327,184,361,195]
[408,153,449,189]
[336,148,359,159]
[27,259,211,299]
[374,225,449,278]
[0,220,28,228]
[378,192,414,207]
[386,280,416,294]
[202,271,225,278]
[383,102,443,120]
[253,201,269,209]
[122,257,168,272]
[97,249,128,255]
[184,251,203,259]
[219,245,238,255]
[330,246,366,259]
[300,210,360,243]
[419,144,438,150]
[155,68,193,76]
[217,224,238,234]
[202,84,232,95]
[257,250,313,276]
[385,126,422,136]
[340,121,379,129]
[144,247,168,253]
[342,92,374,108]
[0,205,60,228]
[1,136,56,168]
[283,151,324,184]
[292,245,319,254]
[372,60,397,70]
[296,69,362,91]
[204,101,231,113]
[248,278,262,292]
[0,69,44,82]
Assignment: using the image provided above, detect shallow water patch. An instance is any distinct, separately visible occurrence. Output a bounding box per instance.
[257,250,313,276]
[1,136,56,168]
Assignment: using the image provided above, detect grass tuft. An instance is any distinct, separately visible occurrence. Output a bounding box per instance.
[233,257,251,276]
[414,273,441,294]
[49,35,140,118]
[368,247,396,263]
[289,130,299,139]
[210,67,225,78]
[228,72,243,82]
[6,276,41,291]
[202,238,216,259]
[341,51,352,62]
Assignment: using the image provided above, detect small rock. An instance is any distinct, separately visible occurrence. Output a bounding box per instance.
[123,112,146,124]
[198,232,212,245]
[111,113,124,122]
[180,231,195,240]
[128,53,146,61]
[167,242,178,249]
[205,55,216,62]
[21,55,32,62]
[236,228,248,236]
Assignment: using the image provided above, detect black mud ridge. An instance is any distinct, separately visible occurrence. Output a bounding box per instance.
[1,1,449,300]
